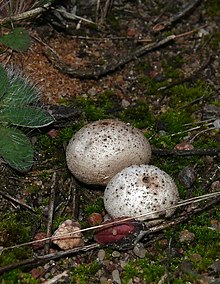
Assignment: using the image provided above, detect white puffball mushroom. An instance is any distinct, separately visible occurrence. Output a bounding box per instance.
[66,119,151,185]
[104,164,179,221]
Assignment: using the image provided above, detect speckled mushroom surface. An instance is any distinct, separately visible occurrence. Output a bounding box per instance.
[66,119,151,185]
[104,164,179,221]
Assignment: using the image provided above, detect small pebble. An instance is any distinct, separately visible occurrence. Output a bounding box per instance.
[211,180,220,190]
[97,249,106,261]
[112,269,121,284]
[210,219,220,230]
[112,251,121,258]
[190,253,202,262]
[100,276,111,284]
[121,99,130,108]
[119,259,129,268]
[133,276,141,283]
[133,242,147,258]
[209,259,220,273]
[174,141,194,150]
[178,166,196,188]
[179,230,195,243]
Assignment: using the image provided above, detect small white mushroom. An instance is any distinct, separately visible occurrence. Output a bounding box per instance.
[104,164,179,221]
[66,119,151,185]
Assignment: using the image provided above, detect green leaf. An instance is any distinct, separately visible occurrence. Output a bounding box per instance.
[0,75,39,108]
[0,125,33,172]
[0,28,31,52]
[0,64,9,100]
[0,106,54,128]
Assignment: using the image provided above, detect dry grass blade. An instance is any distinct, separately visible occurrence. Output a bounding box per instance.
[0,0,37,18]
[1,191,220,254]
[0,191,219,275]
[0,0,51,24]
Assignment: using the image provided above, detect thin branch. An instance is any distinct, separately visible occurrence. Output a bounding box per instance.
[1,192,220,274]
[54,7,96,25]
[157,54,213,92]
[148,192,220,236]
[152,147,220,157]
[1,192,220,253]
[0,244,99,275]
[70,176,80,220]
[44,34,176,79]
[0,4,51,25]
[44,173,56,254]
[0,190,36,214]
[152,0,203,32]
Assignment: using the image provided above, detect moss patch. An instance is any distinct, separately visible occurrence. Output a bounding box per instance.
[70,261,99,284]
[74,90,121,121]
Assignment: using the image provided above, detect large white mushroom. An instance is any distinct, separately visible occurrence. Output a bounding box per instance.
[66,119,151,185]
[104,164,179,221]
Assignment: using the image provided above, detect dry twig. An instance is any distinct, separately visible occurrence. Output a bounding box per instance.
[44,173,56,254]
[0,190,36,214]
[0,244,99,275]
[0,4,51,25]
[152,0,203,32]
[152,147,220,157]
[1,192,220,274]
[44,34,176,79]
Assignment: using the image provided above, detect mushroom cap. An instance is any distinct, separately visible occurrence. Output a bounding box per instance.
[66,119,151,185]
[104,164,179,221]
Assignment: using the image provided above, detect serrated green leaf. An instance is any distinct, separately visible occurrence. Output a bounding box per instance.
[0,75,39,108]
[0,64,9,99]
[0,106,54,128]
[0,125,33,172]
[0,28,31,52]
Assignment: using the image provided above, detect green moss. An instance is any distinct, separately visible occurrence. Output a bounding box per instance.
[150,133,176,149]
[35,127,77,169]
[58,127,75,141]
[185,225,220,272]
[211,99,220,107]
[52,213,73,231]
[37,127,74,151]
[106,15,121,32]
[122,259,165,283]
[0,269,39,284]
[0,248,36,283]
[70,261,99,284]
[84,197,104,215]
[208,32,220,51]
[168,81,213,110]
[138,76,163,95]
[0,247,32,266]
[0,212,35,283]
[159,109,192,134]
[135,62,151,72]
[193,136,219,148]
[75,91,120,121]
[119,100,155,128]
[18,272,40,284]
[162,61,183,80]
[206,0,220,16]
[0,211,41,283]
[0,212,34,247]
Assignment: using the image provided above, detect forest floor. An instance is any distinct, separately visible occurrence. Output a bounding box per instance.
[0,0,220,283]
